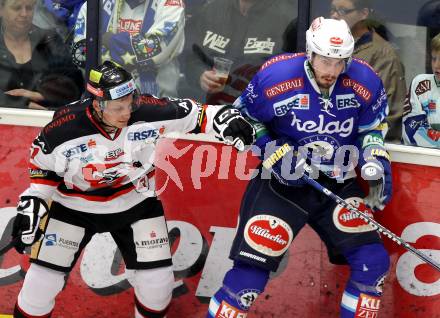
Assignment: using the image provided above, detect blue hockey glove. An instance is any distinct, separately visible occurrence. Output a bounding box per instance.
[360,146,392,211]
[12,196,49,254]
[257,137,318,186]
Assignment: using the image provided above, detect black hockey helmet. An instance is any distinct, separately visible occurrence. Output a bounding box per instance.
[87,60,137,101]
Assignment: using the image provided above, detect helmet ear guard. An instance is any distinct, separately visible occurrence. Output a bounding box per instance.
[306,17,355,71]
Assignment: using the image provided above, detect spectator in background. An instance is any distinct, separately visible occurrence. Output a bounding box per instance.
[9,68,83,110]
[33,0,85,45]
[184,0,210,20]
[73,0,185,98]
[417,0,440,73]
[0,0,83,109]
[417,0,440,30]
[330,0,406,142]
[402,33,440,148]
[180,0,297,104]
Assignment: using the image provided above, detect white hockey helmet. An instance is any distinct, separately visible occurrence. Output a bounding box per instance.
[306,17,354,67]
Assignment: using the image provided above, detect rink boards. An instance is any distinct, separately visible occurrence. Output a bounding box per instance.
[0,121,439,317]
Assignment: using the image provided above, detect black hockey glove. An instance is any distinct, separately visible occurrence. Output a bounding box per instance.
[213,106,255,151]
[259,137,318,186]
[12,196,49,254]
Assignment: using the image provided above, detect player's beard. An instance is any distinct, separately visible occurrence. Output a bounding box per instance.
[317,75,337,89]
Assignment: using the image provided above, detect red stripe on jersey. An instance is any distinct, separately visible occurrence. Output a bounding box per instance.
[58,184,136,202]
[29,163,42,170]
[63,180,130,193]
[31,179,60,186]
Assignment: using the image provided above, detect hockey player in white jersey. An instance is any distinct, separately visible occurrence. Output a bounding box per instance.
[11,61,255,318]
[403,32,440,148]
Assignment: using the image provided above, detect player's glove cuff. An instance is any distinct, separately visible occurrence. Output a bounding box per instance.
[213,106,255,151]
[12,196,49,253]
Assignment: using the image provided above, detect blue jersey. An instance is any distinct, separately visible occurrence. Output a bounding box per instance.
[235,53,389,177]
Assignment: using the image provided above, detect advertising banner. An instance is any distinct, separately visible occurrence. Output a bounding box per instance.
[0,126,439,317]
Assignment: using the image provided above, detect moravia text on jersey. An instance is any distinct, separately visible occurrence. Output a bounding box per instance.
[22,96,220,214]
[234,53,389,179]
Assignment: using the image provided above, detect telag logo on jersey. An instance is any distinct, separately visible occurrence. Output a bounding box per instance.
[273,94,309,116]
[291,112,354,138]
[203,31,230,54]
[244,37,275,54]
[336,94,360,110]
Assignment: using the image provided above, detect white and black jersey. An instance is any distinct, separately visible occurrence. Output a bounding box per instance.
[22,95,222,213]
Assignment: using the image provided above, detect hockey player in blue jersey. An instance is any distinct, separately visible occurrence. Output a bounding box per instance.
[207,17,392,318]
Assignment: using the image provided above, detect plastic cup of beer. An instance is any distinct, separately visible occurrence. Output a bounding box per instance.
[213,57,233,86]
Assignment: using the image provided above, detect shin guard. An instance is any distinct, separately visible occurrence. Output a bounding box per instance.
[15,264,65,318]
[340,243,390,318]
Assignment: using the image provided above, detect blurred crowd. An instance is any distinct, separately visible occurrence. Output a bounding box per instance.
[0,0,439,148]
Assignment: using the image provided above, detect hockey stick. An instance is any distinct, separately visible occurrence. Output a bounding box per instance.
[301,174,440,272]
